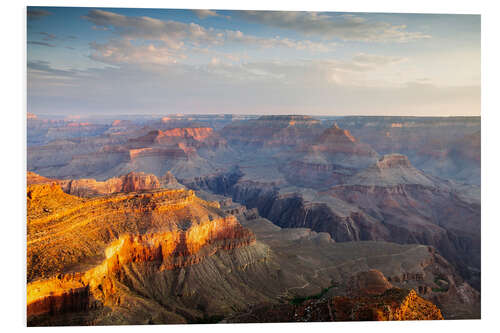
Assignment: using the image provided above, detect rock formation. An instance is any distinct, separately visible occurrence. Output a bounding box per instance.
[27,171,185,197]
[282,123,379,188]
[221,115,323,148]
[26,114,481,324]
[186,166,481,291]
[227,288,443,322]
[27,183,256,324]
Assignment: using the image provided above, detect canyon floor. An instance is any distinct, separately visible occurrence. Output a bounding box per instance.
[27,114,481,325]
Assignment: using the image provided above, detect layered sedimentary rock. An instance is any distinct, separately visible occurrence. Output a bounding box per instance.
[238,215,478,319]
[28,124,225,180]
[221,115,323,148]
[185,162,481,291]
[27,183,256,324]
[27,171,185,198]
[60,172,161,197]
[345,154,438,186]
[347,270,395,296]
[282,124,379,188]
[27,117,110,146]
[228,288,443,322]
[332,116,481,185]
[129,127,225,149]
[26,114,481,323]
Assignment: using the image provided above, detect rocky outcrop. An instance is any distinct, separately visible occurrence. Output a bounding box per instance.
[309,123,377,157]
[128,147,190,160]
[376,153,413,168]
[326,183,481,289]
[26,114,481,324]
[129,127,225,149]
[28,171,185,198]
[227,288,443,322]
[345,154,438,187]
[281,124,379,188]
[220,115,322,148]
[27,171,56,185]
[27,184,257,323]
[240,216,479,320]
[332,116,481,185]
[185,168,480,291]
[347,270,394,296]
[59,172,161,197]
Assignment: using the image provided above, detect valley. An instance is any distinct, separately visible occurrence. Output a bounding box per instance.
[26,114,481,324]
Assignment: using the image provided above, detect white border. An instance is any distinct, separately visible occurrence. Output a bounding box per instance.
[3,1,499,332]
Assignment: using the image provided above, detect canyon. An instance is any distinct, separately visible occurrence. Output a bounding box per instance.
[27,114,481,324]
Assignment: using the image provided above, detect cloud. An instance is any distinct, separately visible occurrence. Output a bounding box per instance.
[192,9,219,19]
[28,60,79,81]
[352,53,407,66]
[38,32,57,41]
[237,11,431,42]
[82,10,337,67]
[27,8,52,20]
[28,41,56,47]
[225,30,335,52]
[83,9,215,48]
[89,39,185,65]
[27,59,479,116]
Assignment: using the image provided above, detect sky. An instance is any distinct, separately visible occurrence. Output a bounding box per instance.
[27,7,481,116]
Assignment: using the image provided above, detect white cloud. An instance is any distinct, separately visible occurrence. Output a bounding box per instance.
[192,9,219,19]
[225,30,335,51]
[83,9,218,47]
[82,9,337,67]
[237,11,431,42]
[89,39,185,65]
[352,53,407,66]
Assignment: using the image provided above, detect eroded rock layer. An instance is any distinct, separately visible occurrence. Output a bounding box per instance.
[27,183,255,323]
[227,288,443,322]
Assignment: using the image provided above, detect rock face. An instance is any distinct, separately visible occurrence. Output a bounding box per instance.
[345,153,438,187]
[26,114,481,323]
[228,288,443,322]
[27,171,185,198]
[239,216,479,320]
[347,270,394,296]
[221,115,323,148]
[27,171,55,185]
[27,118,110,146]
[129,127,223,149]
[60,172,161,197]
[186,167,481,291]
[27,180,461,326]
[28,124,225,180]
[27,183,258,325]
[332,116,481,185]
[376,153,412,168]
[282,124,379,188]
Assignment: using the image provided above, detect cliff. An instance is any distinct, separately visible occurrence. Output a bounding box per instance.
[227,288,443,322]
[60,172,161,197]
[27,183,255,322]
[27,171,184,198]
[129,127,224,149]
[221,115,322,147]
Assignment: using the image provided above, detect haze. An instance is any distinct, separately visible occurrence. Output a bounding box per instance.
[27,7,480,116]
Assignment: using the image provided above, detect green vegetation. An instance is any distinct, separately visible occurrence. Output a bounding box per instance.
[432,274,449,293]
[290,282,338,305]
